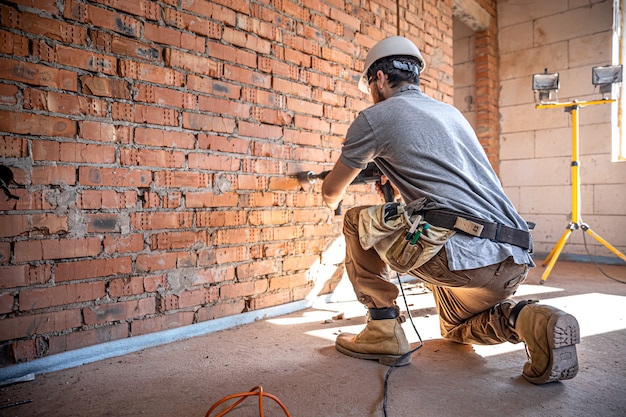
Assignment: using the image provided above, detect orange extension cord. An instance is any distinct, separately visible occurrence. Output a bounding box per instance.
[205,386,291,417]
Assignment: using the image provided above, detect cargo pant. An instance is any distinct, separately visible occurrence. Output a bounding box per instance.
[343,205,529,345]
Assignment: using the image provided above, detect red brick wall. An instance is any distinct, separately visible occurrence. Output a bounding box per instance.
[0,0,457,365]
[474,0,499,172]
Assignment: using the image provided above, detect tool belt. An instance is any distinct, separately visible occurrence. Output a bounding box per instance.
[419,209,533,251]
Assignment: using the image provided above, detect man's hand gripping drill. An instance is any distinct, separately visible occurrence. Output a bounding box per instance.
[297,162,397,214]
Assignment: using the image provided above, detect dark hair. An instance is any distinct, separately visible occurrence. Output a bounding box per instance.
[367,55,421,88]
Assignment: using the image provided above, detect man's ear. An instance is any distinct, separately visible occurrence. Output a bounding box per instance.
[375,70,385,88]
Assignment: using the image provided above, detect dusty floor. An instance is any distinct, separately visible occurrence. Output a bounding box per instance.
[1,260,626,417]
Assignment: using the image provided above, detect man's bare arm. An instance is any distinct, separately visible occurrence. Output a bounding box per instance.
[321,160,361,210]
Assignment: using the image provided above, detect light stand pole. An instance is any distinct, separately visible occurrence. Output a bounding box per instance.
[536,99,626,283]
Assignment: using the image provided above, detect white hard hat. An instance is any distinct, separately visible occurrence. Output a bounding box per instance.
[358,36,426,94]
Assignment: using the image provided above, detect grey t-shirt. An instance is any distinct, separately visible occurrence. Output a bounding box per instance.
[340,84,533,270]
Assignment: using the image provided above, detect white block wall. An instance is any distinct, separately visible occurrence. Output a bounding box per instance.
[498,0,626,260]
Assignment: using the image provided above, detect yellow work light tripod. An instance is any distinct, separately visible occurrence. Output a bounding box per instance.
[536,99,626,283]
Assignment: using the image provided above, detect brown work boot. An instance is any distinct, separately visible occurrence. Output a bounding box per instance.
[512,301,580,384]
[335,306,411,366]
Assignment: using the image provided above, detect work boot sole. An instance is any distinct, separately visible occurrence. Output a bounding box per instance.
[335,342,412,367]
[525,312,580,384]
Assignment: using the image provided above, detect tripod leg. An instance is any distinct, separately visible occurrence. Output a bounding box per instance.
[540,228,573,284]
[582,225,626,263]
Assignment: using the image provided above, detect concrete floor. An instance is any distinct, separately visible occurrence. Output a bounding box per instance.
[1,260,625,417]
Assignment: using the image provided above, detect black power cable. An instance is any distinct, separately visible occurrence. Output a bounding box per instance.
[382,274,424,417]
[581,226,626,284]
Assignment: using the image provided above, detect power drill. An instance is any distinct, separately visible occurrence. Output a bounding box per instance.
[298,162,396,214]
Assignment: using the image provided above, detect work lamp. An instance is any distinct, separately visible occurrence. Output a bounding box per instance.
[592,65,623,97]
[532,69,560,103]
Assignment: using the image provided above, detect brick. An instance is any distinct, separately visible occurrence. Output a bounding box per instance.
[55,257,132,282]
[251,241,294,259]
[11,338,38,362]
[78,167,151,187]
[0,110,77,137]
[119,60,184,86]
[108,276,144,297]
[283,128,322,146]
[248,209,290,226]
[241,158,285,175]
[19,281,105,310]
[262,225,303,241]
[166,287,217,310]
[48,323,128,355]
[220,279,267,300]
[120,148,186,168]
[196,210,246,228]
[84,297,155,325]
[248,290,291,310]
[111,35,161,62]
[91,0,160,20]
[182,0,237,25]
[0,214,28,237]
[182,112,237,133]
[112,102,178,126]
[165,48,222,77]
[195,265,234,284]
[187,153,241,171]
[79,190,136,209]
[0,242,9,263]
[135,252,178,273]
[207,40,257,68]
[236,259,278,279]
[24,89,107,117]
[134,127,195,149]
[131,212,193,231]
[0,83,18,106]
[198,134,250,153]
[31,165,76,186]
[0,30,31,56]
[144,22,205,52]
[294,114,331,133]
[153,171,210,188]
[251,106,292,125]
[130,311,194,336]
[0,309,81,340]
[223,64,271,89]
[164,8,223,38]
[6,8,87,43]
[238,121,282,139]
[273,77,311,99]
[214,245,250,264]
[0,264,49,289]
[283,254,319,272]
[85,3,140,37]
[196,300,245,321]
[79,121,132,143]
[134,84,195,109]
[40,237,101,261]
[187,75,241,99]
[213,227,261,246]
[52,44,116,75]
[224,27,271,55]
[198,95,251,118]
[0,58,78,92]
[0,293,14,314]
[30,213,67,235]
[33,140,116,164]
[236,174,269,191]
[143,273,166,292]
[150,230,207,250]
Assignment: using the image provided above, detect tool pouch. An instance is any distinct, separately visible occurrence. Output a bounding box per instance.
[359,199,456,273]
